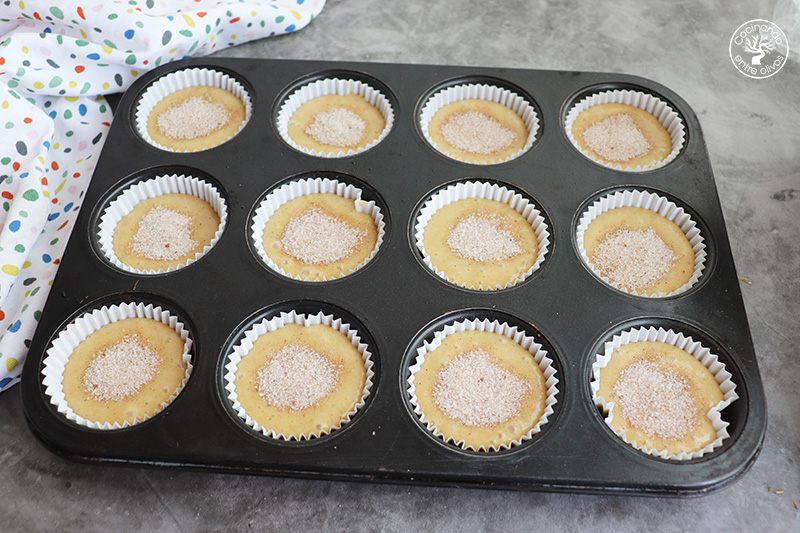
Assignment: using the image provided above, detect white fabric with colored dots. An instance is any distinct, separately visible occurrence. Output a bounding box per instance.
[0,0,326,391]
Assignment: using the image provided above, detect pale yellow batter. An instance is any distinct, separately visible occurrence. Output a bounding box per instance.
[262,193,378,281]
[572,103,672,169]
[113,193,220,272]
[597,341,724,455]
[422,197,538,289]
[428,99,528,164]
[287,93,385,154]
[413,330,547,450]
[147,85,246,152]
[234,323,367,438]
[62,317,188,426]
[583,206,694,295]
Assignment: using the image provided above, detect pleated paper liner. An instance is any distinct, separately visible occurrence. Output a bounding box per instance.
[250,176,385,282]
[418,82,539,164]
[590,325,738,460]
[96,173,227,275]
[223,310,375,441]
[564,88,685,172]
[41,301,193,430]
[407,317,559,452]
[134,67,252,152]
[575,188,706,297]
[414,180,549,290]
[275,76,395,158]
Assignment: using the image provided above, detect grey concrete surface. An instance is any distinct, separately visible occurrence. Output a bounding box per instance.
[2,0,799,530]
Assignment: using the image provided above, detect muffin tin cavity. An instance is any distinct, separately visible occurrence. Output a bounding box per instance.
[418,77,540,164]
[21,58,764,496]
[95,171,228,275]
[404,309,561,454]
[585,318,745,462]
[275,70,396,158]
[134,67,252,152]
[220,302,377,442]
[413,180,550,291]
[563,85,686,172]
[575,188,707,298]
[249,172,387,282]
[41,298,194,431]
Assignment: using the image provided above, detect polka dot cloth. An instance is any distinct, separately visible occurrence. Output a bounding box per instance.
[0,0,326,392]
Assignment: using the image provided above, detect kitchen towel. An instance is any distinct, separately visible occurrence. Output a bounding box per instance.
[0,0,326,391]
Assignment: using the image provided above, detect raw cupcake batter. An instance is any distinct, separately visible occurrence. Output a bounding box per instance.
[571,103,671,169]
[262,192,378,281]
[234,323,367,438]
[288,93,385,154]
[113,193,221,272]
[583,206,694,295]
[597,340,725,455]
[62,317,188,426]
[422,197,538,289]
[147,85,246,152]
[428,99,528,163]
[413,329,547,450]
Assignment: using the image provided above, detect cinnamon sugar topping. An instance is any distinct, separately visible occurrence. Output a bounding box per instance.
[255,344,341,411]
[591,227,677,290]
[433,349,530,427]
[441,111,517,154]
[581,113,652,162]
[156,95,231,140]
[281,206,365,265]
[130,204,197,261]
[305,107,366,147]
[613,357,698,440]
[446,210,523,262]
[83,334,159,402]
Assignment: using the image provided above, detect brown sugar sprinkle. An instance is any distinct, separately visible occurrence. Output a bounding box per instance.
[156,95,231,140]
[441,110,517,155]
[581,113,652,162]
[591,227,677,291]
[83,334,160,402]
[131,204,197,262]
[255,344,341,411]
[305,106,366,147]
[613,356,698,441]
[433,349,531,427]
[281,205,365,265]
[446,210,523,262]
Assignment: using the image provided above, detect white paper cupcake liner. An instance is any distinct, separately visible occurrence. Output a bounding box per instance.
[251,177,385,282]
[414,181,550,290]
[41,302,194,430]
[590,325,738,460]
[407,317,559,452]
[576,189,706,297]
[564,88,685,172]
[223,310,375,440]
[276,77,394,158]
[97,174,227,275]
[134,67,252,152]
[418,83,539,165]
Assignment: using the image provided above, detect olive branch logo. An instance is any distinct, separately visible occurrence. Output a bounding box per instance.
[742,34,777,65]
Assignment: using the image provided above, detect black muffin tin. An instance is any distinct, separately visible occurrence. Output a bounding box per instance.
[21,57,766,496]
